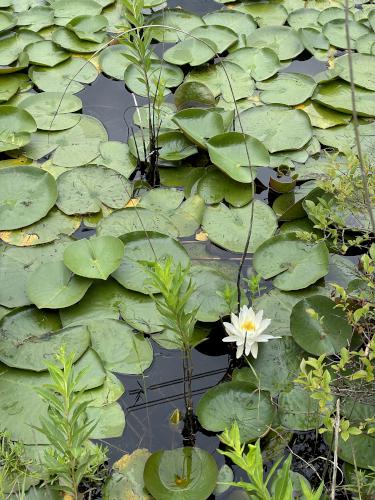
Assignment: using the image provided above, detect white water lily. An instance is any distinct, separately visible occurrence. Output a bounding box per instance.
[223,305,279,359]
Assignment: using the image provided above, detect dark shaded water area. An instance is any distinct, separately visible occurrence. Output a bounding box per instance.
[76,3,355,498]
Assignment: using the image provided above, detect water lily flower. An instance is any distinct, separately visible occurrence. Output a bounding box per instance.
[223,305,279,359]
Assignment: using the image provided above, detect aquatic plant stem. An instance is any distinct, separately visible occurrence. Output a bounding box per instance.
[344,0,375,233]
[331,399,340,500]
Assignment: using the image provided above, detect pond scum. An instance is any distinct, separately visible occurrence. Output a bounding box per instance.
[0,0,374,498]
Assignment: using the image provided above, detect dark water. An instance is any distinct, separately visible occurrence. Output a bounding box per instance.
[77,2,343,497]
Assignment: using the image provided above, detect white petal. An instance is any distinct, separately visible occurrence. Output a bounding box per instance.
[246,306,256,324]
[244,339,253,357]
[254,309,264,326]
[257,334,281,342]
[236,344,244,358]
[230,312,240,329]
[222,336,240,343]
[223,322,239,336]
[256,318,272,335]
[250,342,259,358]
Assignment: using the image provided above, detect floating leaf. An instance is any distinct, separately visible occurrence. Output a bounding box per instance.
[112,231,190,294]
[335,53,375,91]
[203,9,256,35]
[207,132,269,182]
[56,166,132,215]
[236,106,312,152]
[87,402,125,439]
[290,294,352,355]
[0,74,29,103]
[245,26,304,60]
[89,319,153,374]
[323,19,369,49]
[197,382,274,441]
[0,167,57,230]
[0,306,90,371]
[298,100,351,129]
[63,236,124,279]
[0,106,37,151]
[27,260,92,309]
[313,81,375,117]
[144,447,218,500]
[278,386,324,430]
[25,40,70,67]
[253,234,329,291]
[29,57,98,93]
[174,81,216,109]
[258,73,316,106]
[203,200,277,253]
[287,8,320,29]
[124,61,184,97]
[149,8,204,43]
[52,26,109,53]
[66,15,108,43]
[0,237,71,308]
[99,44,133,80]
[233,2,288,27]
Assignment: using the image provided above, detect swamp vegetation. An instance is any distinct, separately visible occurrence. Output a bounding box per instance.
[0,0,374,498]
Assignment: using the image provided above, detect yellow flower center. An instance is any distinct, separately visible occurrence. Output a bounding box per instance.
[241,320,256,332]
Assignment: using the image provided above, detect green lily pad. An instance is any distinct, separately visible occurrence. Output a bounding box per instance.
[245,26,304,61]
[318,6,353,25]
[56,166,132,215]
[172,108,233,149]
[0,237,71,308]
[29,57,98,93]
[235,106,312,153]
[52,27,108,53]
[196,382,275,441]
[233,2,288,27]
[0,73,29,102]
[0,306,90,371]
[233,337,305,395]
[174,81,216,109]
[144,447,218,500]
[63,236,124,279]
[253,234,329,291]
[0,166,57,230]
[104,449,152,500]
[290,294,352,355]
[99,44,133,80]
[25,40,70,67]
[112,231,190,294]
[203,200,277,253]
[313,81,375,117]
[0,208,80,246]
[272,181,319,220]
[335,53,375,91]
[226,47,281,81]
[27,260,92,309]
[94,141,137,178]
[195,167,253,207]
[66,15,108,43]
[128,130,197,162]
[313,122,355,151]
[87,402,125,439]
[356,33,375,55]
[207,132,269,182]
[203,9,256,36]
[164,36,217,67]
[299,26,330,59]
[89,319,153,374]
[124,61,184,97]
[258,73,316,106]
[0,106,37,151]
[149,8,204,43]
[0,10,15,33]
[278,386,324,431]
[16,6,54,32]
[299,100,351,129]
[54,0,103,21]
[323,19,369,49]
[97,207,179,238]
[287,8,320,29]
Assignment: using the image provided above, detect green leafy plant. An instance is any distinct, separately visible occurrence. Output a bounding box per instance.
[217,422,324,499]
[144,257,200,443]
[35,347,107,499]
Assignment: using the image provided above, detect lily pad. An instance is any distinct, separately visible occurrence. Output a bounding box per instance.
[203,9,256,36]
[52,27,108,53]
[66,15,108,43]
[287,8,320,29]
[226,47,281,81]
[163,36,217,66]
[124,61,184,97]
[335,53,375,91]
[89,319,153,374]
[258,73,316,106]
[0,306,90,371]
[195,168,253,207]
[29,57,98,93]
[253,234,329,291]
[245,26,304,61]
[112,231,190,294]
[233,2,288,27]
[87,402,125,439]
[313,81,375,117]
[207,132,269,183]
[0,73,29,102]
[144,447,218,500]
[278,386,324,430]
[16,6,54,32]
[202,200,277,253]
[235,106,312,153]
[63,236,124,279]
[53,0,103,20]
[0,167,57,230]
[196,382,275,441]
[0,208,80,246]
[56,166,132,215]
[298,100,351,129]
[25,40,70,67]
[99,44,133,80]
[323,19,369,49]
[0,106,37,151]
[290,294,352,355]
[27,260,92,309]
[149,8,204,43]
[0,237,71,308]
[174,81,216,109]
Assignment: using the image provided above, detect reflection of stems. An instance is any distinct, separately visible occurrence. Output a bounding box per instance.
[182,347,195,446]
[344,0,375,233]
